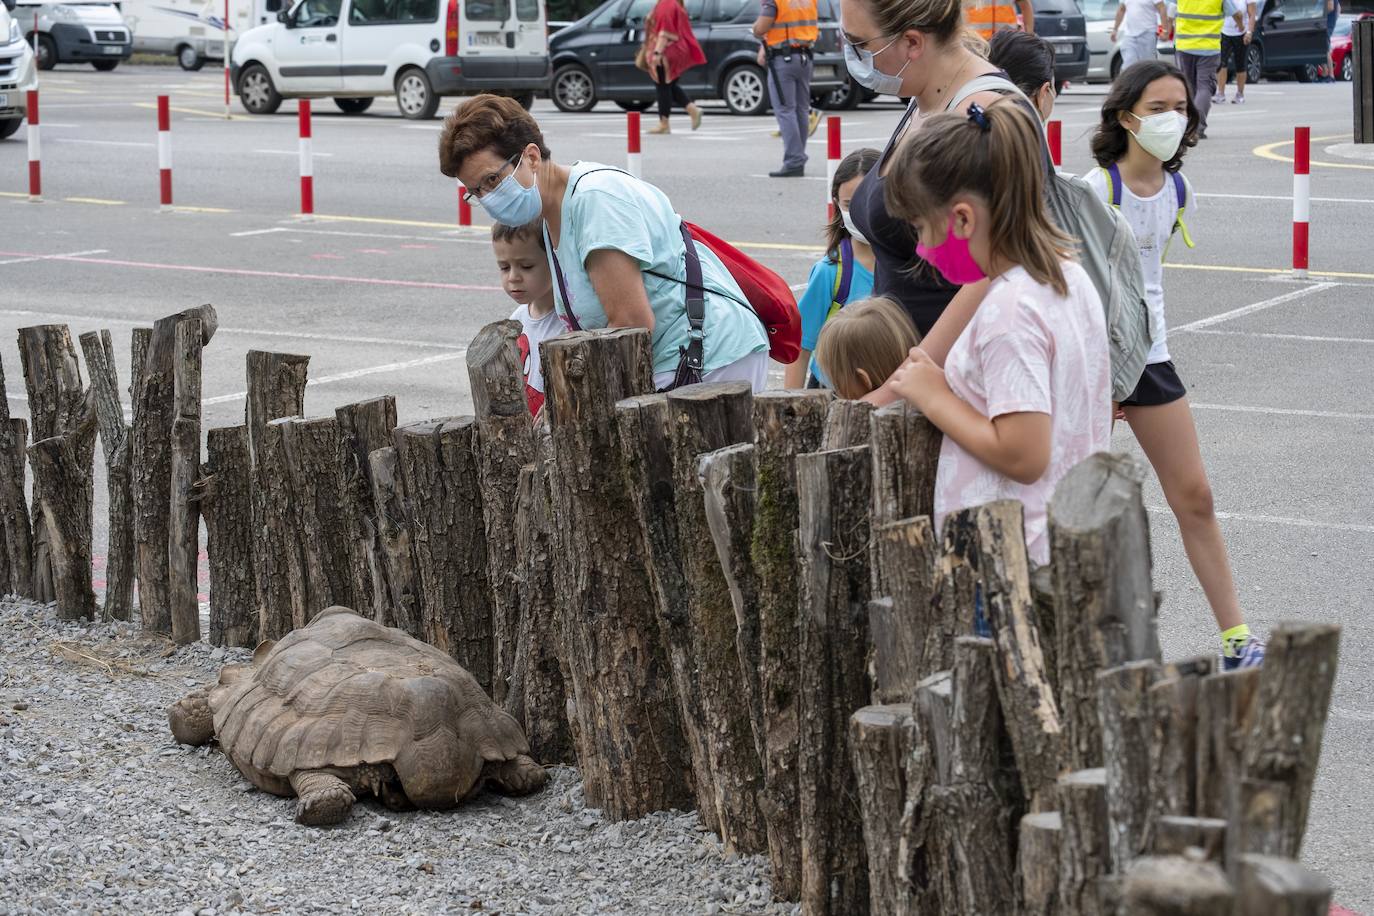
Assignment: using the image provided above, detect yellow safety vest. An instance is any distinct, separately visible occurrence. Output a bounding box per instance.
[1175,0,1224,52]
[964,0,1020,40]
[765,0,819,49]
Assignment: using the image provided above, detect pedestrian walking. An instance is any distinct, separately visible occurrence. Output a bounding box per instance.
[1171,0,1245,137]
[639,0,706,134]
[1110,0,1169,70]
[1322,0,1341,81]
[1214,0,1257,102]
[753,0,819,177]
[964,0,1035,40]
[1086,61,1264,668]
[987,30,1058,121]
[785,148,881,389]
[440,95,769,391]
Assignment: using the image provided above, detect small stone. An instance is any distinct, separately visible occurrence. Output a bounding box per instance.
[177,803,194,815]
[12,701,27,711]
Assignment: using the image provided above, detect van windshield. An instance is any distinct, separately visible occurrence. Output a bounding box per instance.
[465,0,510,20]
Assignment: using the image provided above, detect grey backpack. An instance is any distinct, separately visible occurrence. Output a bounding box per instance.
[945,76,1154,402]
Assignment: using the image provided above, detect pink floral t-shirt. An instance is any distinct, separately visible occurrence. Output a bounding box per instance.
[933,262,1111,566]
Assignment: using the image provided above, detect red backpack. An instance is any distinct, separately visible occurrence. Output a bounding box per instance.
[682,222,803,365]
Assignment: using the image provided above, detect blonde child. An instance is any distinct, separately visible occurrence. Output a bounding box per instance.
[492,220,562,416]
[813,297,921,400]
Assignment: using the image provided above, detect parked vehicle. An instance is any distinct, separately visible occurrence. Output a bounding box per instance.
[548,0,846,115]
[231,0,550,120]
[1,0,41,139]
[1033,0,1090,86]
[15,0,133,70]
[1331,12,1362,81]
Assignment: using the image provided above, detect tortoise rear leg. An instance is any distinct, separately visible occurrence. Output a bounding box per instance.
[168,689,214,746]
[486,755,548,797]
[289,770,356,826]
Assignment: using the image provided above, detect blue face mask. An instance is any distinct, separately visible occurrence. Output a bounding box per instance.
[843,35,910,96]
[478,153,543,226]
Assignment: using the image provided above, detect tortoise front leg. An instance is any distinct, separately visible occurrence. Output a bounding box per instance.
[485,755,549,797]
[168,689,214,746]
[289,770,356,826]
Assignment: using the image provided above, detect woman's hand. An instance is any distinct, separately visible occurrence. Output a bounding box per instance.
[889,347,948,412]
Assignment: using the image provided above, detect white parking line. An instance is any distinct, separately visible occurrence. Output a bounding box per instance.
[203,350,469,405]
[1148,505,1374,535]
[1198,192,1374,205]
[52,138,154,148]
[1189,329,1374,345]
[1172,282,1337,333]
[1189,403,1374,421]
[0,249,110,266]
[253,149,334,157]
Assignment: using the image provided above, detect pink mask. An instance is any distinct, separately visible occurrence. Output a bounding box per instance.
[915,215,986,285]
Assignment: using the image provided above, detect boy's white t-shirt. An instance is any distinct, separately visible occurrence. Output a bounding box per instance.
[1084,167,1196,365]
[510,304,564,411]
[1120,0,1161,37]
[935,262,1112,566]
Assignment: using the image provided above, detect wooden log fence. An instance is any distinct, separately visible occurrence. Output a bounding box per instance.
[0,322,1344,916]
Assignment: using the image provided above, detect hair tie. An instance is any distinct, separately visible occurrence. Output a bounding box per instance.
[967,103,991,132]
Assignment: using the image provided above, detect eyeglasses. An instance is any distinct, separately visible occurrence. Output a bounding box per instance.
[461,150,522,204]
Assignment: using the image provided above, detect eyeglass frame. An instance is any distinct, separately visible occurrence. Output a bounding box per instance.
[461,149,526,205]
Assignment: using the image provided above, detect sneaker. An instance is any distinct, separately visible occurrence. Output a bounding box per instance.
[1212,92,1225,104]
[1232,95,1245,104]
[808,109,822,137]
[1221,635,1266,670]
[771,128,781,137]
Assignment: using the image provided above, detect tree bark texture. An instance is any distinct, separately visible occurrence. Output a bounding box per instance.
[869,516,940,704]
[1236,854,1332,916]
[1234,623,1340,862]
[467,320,537,711]
[965,500,1066,811]
[750,389,831,902]
[77,331,133,621]
[202,425,256,647]
[284,416,356,624]
[1152,816,1227,860]
[900,672,950,913]
[931,509,980,671]
[133,306,218,634]
[1058,767,1110,916]
[1121,855,1234,915]
[19,323,91,606]
[1048,452,1160,771]
[27,435,96,620]
[334,397,397,625]
[850,703,916,916]
[255,418,299,640]
[542,329,693,820]
[867,403,941,599]
[797,445,872,916]
[1195,668,1260,820]
[1097,660,1159,871]
[0,354,33,598]
[368,445,423,639]
[1019,811,1063,916]
[168,319,203,646]
[820,398,871,449]
[394,417,494,693]
[1149,672,1204,823]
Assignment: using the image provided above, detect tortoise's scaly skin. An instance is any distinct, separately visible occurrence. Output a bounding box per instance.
[168,607,546,825]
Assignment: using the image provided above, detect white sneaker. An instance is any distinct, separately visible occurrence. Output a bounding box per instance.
[1232,94,1245,104]
[1212,92,1225,104]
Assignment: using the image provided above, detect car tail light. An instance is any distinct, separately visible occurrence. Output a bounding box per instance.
[445,0,458,57]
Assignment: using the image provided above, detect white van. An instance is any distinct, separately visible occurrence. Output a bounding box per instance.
[230,0,549,120]
[15,0,133,70]
[1,0,41,139]
[122,0,282,70]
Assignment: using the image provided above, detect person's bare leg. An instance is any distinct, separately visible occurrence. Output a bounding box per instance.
[1124,397,1244,632]
[1235,68,1247,99]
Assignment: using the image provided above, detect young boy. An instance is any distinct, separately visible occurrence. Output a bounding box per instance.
[492,221,561,416]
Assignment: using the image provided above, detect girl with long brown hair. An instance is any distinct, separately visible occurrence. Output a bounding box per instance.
[885,99,1111,566]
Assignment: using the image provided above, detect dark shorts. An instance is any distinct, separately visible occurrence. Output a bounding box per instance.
[1220,33,1246,72]
[1121,360,1187,408]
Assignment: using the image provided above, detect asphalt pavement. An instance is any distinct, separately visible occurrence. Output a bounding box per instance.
[2,63,1372,909]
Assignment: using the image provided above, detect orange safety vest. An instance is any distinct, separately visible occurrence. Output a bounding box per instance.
[765,0,819,49]
[964,0,1020,39]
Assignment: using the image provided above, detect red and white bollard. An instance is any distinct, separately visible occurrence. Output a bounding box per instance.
[157,95,173,210]
[627,111,642,179]
[826,115,841,219]
[1292,126,1309,279]
[1047,119,1062,168]
[457,182,472,226]
[26,89,40,202]
[298,100,314,218]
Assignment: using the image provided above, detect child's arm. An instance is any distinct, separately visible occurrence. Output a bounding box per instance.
[784,350,811,389]
[917,278,989,367]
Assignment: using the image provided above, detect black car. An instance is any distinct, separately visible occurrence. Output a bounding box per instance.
[549,0,847,114]
[1033,0,1090,86]
[1241,0,1335,83]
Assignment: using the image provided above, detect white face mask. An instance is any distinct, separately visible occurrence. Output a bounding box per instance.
[841,208,869,246]
[1128,110,1187,161]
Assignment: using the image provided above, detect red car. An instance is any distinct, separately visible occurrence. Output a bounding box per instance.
[1332,13,1372,82]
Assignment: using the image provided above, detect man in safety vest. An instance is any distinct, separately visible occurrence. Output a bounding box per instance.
[964,0,1036,41]
[753,0,819,177]
[1170,0,1244,137]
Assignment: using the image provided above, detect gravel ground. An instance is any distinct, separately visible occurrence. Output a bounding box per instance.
[0,599,793,916]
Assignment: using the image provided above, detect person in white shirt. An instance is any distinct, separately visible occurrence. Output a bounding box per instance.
[1214,0,1258,103]
[1111,0,1170,70]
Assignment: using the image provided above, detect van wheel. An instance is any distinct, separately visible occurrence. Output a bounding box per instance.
[92,60,119,72]
[178,45,205,71]
[551,63,596,112]
[820,76,862,110]
[36,35,57,71]
[615,99,654,112]
[1295,62,1319,83]
[721,64,768,116]
[0,118,22,140]
[334,97,374,114]
[238,63,282,115]
[396,68,438,120]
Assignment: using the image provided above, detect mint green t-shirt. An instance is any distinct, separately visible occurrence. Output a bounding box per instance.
[546,162,768,377]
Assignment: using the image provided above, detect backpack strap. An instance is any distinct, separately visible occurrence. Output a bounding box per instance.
[832,237,854,309]
[678,220,706,378]
[1105,163,1124,208]
[1168,171,1195,250]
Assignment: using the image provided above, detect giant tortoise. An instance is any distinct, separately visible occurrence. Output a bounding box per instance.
[168,606,547,825]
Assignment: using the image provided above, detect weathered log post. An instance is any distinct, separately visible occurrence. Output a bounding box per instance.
[1121,855,1235,914]
[1236,854,1332,915]
[27,434,96,620]
[1195,667,1260,820]
[201,426,256,647]
[542,329,692,819]
[1019,811,1063,916]
[1098,660,1159,870]
[467,320,536,711]
[282,416,355,622]
[19,324,91,604]
[850,703,916,915]
[750,389,831,900]
[256,417,300,640]
[820,398,870,449]
[77,331,133,621]
[903,671,951,912]
[133,306,218,634]
[335,397,397,625]
[867,403,941,596]
[394,417,494,693]
[1152,816,1227,859]
[1232,623,1340,863]
[168,318,203,645]
[1049,452,1160,771]
[930,510,980,671]
[1058,768,1111,916]
[367,445,423,639]
[797,445,872,915]
[0,355,34,598]
[869,517,940,703]
[1149,658,1212,823]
